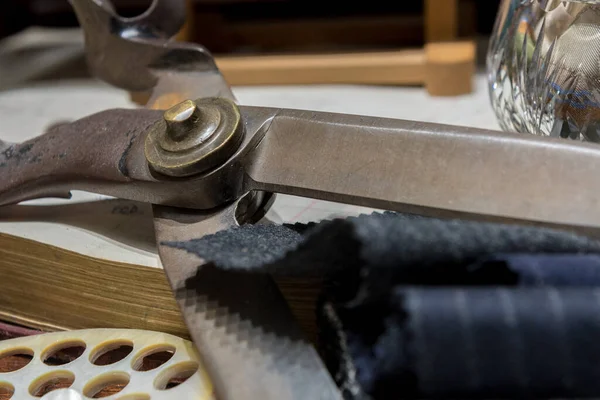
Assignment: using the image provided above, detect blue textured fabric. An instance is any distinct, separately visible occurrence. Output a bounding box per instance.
[340,287,600,399]
[469,253,600,287]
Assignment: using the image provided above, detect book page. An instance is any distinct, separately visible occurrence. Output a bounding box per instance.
[0,75,500,267]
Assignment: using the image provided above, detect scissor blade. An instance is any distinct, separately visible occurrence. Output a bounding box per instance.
[152,202,342,400]
[70,0,235,107]
[242,107,600,232]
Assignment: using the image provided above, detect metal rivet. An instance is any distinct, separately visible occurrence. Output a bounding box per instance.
[164,100,201,141]
[145,97,244,178]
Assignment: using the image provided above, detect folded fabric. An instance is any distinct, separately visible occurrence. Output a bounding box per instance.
[469,253,600,287]
[163,212,600,283]
[162,212,600,399]
[320,287,600,400]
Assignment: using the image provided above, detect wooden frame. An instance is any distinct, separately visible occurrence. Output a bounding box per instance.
[176,0,476,96]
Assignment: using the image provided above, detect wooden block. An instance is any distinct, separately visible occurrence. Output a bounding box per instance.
[216,50,426,86]
[424,0,458,42]
[425,40,476,96]
[175,0,195,42]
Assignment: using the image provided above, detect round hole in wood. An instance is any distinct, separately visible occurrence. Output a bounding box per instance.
[0,382,14,399]
[29,370,75,397]
[83,371,130,398]
[154,361,199,390]
[89,340,133,366]
[0,347,34,373]
[131,344,176,371]
[42,340,86,366]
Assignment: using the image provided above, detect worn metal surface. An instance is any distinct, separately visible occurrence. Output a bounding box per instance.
[69,0,235,106]
[145,98,245,177]
[242,108,600,233]
[4,104,600,233]
[0,106,273,209]
[152,192,342,400]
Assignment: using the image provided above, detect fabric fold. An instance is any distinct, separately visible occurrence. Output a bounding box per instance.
[161,212,600,399]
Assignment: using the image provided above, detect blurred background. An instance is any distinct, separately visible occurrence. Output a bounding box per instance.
[0,0,502,94]
[0,0,500,52]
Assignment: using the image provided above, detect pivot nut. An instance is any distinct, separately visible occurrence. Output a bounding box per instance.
[145,97,244,177]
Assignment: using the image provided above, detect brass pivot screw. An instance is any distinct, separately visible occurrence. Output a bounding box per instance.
[164,100,203,141]
[145,97,244,177]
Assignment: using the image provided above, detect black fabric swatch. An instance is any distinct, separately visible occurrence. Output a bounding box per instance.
[162,212,600,283]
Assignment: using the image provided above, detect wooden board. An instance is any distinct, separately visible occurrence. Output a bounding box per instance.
[215,40,476,97]
[216,49,426,86]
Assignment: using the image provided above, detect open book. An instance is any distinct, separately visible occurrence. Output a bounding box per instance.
[0,76,498,337]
